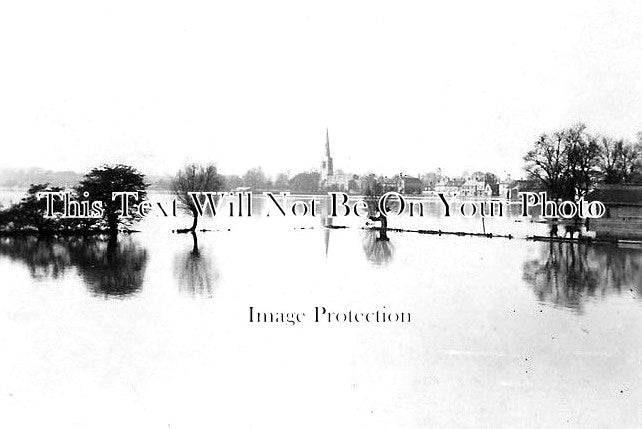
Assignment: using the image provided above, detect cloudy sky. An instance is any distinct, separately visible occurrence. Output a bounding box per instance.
[1,0,641,178]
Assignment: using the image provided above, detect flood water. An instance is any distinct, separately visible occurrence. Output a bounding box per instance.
[1,192,642,428]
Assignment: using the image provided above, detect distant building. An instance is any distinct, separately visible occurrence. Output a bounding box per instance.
[470,171,486,182]
[420,172,442,191]
[498,181,512,199]
[487,183,499,197]
[397,174,423,195]
[325,170,354,192]
[434,178,464,195]
[433,177,497,197]
[587,184,642,240]
[461,179,486,197]
[381,176,399,193]
[505,179,541,200]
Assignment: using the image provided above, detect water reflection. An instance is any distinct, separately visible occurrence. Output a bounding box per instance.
[173,232,219,297]
[362,230,395,267]
[0,235,148,298]
[522,241,642,310]
[323,216,332,258]
[68,236,148,298]
[0,237,71,279]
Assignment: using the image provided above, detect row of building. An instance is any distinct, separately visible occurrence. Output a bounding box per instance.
[319,129,536,198]
[432,177,540,199]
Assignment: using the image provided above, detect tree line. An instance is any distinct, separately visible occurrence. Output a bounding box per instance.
[524,123,642,200]
[222,167,321,194]
[0,163,325,235]
[0,164,148,236]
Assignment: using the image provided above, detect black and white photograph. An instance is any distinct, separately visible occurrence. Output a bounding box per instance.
[1,1,642,427]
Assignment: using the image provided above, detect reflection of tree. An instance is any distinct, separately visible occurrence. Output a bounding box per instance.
[362,230,395,267]
[173,232,219,297]
[522,242,642,310]
[0,237,71,279]
[0,235,148,298]
[67,236,148,297]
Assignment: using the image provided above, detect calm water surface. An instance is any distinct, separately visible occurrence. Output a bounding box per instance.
[1,192,641,428]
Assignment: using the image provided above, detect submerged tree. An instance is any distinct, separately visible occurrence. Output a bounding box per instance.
[76,164,148,236]
[363,174,389,240]
[172,163,224,233]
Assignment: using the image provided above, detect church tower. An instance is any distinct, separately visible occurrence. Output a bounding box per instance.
[320,128,333,180]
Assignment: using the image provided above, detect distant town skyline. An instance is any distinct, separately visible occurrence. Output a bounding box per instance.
[2,1,642,178]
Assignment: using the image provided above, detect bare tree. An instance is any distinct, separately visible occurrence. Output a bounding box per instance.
[172,163,224,233]
[524,124,600,200]
[524,133,568,200]
[562,124,600,198]
[598,136,642,184]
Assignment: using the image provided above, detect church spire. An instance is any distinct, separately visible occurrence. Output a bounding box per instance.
[320,127,333,180]
[325,127,331,157]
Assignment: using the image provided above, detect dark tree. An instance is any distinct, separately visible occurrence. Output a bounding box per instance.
[0,183,65,233]
[76,164,148,236]
[172,163,224,232]
[524,133,570,200]
[563,124,601,198]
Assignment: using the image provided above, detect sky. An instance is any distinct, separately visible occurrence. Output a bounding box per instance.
[1,0,641,179]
